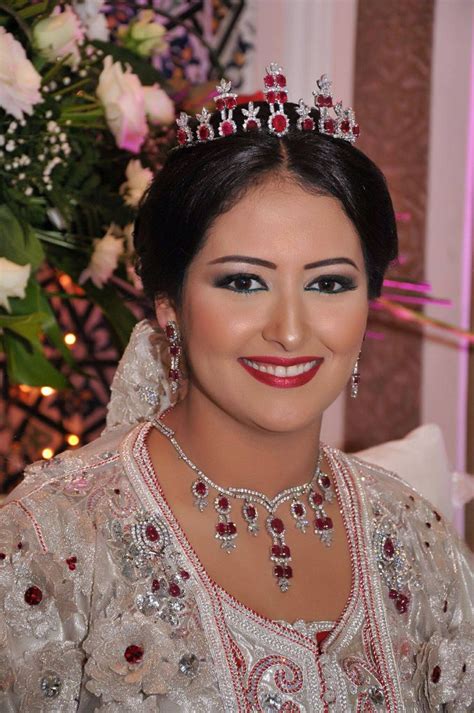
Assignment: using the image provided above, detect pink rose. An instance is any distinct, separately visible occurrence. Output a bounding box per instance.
[0,28,42,120]
[97,56,148,153]
[143,85,174,126]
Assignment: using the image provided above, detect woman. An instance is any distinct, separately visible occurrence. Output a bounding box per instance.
[0,66,472,712]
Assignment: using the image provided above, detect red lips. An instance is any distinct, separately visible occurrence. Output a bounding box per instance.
[239,357,324,389]
[241,356,323,366]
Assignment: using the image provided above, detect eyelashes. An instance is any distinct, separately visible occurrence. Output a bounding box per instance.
[213,272,358,295]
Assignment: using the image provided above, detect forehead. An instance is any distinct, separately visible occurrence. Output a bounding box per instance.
[200,176,364,266]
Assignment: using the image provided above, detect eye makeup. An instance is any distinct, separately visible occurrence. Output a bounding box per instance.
[213,272,358,295]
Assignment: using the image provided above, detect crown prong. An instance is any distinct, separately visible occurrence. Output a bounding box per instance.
[216,78,233,95]
[176,111,190,128]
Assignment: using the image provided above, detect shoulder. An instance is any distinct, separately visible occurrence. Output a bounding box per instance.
[335,448,473,588]
[0,423,139,556]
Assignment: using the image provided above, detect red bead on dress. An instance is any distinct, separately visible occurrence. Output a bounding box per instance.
[124,645,144,664]
[24,586,43,606]
[145,524,159,542]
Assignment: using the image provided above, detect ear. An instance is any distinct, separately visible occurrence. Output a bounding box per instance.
[154,294,179,331]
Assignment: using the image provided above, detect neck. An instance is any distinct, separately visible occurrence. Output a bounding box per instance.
[159,387,324,499]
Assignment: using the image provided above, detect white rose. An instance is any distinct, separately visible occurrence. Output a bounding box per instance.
[79,229,124,288]
[120,159,153,208]
[0,28,42,120]
[0,258,31,312]
[72,0,109,41]
[97,56,148,154]
[33,6,85,69]
[143,85,174,126]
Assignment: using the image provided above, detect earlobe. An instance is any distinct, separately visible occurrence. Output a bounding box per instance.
[154,295,178,331]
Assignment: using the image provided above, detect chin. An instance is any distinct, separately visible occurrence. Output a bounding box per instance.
[243,401,324,434]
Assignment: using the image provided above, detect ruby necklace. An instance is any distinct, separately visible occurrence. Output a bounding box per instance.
[153,412,335,592]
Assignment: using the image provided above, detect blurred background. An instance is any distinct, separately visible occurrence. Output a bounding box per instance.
[0,0,472,542]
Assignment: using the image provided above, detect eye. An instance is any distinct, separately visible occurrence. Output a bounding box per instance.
[307,275,357,293]
[214,273,266,294]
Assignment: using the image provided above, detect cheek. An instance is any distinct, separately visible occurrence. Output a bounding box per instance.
[182,287,243,357]
[312,296,368,354]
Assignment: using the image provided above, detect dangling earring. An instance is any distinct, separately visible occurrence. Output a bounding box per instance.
[165,320,182,394]
[351,353,361,399]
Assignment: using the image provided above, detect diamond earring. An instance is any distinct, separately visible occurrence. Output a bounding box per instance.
[165,320,182,394]
[351,354,361,399]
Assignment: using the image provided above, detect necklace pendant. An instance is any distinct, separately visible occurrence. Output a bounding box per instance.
[314,515,334,546]
[308,485,334,547]
[214,494,238,552]
[191,479,209,511]
[267,516,293,592]
[290,500,309,533]
[242,501,259,535]
[317,471,335,502]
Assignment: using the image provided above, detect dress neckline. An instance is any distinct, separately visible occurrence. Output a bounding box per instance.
[121,421,362,650]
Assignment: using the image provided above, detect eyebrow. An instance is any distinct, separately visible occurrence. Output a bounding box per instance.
[207,255,360,271]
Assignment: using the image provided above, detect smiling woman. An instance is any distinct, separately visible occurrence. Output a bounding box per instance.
[0,69,472,711]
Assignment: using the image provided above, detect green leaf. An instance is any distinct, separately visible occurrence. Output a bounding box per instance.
[6,279,76,367]
[18,0,53,19]
[3,330,67,388]
[0,311,48,342]
[0,204,44,269]
[92,40,168,87]
[36,285,75,366]
[84,282,137,351]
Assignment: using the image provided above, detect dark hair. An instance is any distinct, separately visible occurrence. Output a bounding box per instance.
[134,101,398,306]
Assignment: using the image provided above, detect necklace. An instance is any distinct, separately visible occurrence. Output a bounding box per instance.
[153,409,335,592]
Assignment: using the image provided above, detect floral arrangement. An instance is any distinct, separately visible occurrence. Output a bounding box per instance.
[0,0,216,389]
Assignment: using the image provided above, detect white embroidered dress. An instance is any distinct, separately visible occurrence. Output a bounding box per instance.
[0,322,472,712]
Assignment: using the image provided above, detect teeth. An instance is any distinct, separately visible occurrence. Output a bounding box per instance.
[242,359,318,377]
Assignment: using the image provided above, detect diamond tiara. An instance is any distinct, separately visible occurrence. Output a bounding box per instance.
[176,62,360,148]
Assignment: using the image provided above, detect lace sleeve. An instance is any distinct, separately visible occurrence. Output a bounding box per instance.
[0,478,97,711]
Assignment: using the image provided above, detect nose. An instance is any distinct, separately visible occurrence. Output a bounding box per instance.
[261,289,308,351]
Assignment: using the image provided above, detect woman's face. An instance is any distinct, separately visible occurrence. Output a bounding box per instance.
[158,175,369,433]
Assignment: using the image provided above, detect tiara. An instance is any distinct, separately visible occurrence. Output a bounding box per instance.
[176,62,360,148]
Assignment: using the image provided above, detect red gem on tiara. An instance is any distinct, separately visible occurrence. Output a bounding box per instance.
[264,74,275,87]
[220,120,236,137]
[198,125,210,141]
[324,117,335,134]
[215,97,225,111]
[340,120,350,133]
[176,112,193,146]
[266,90,276,103]
[242,102,262,132]
[177,128,188,145]
[277,91,288,103]
[271,114,287,134]
[196,107,214,142]
[315,95,333,108]
[276,73,286,87]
